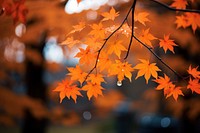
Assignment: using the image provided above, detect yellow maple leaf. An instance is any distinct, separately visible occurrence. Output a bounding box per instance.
[135,12,150,26]
[138,28,157,47]
[101,7,119,21]
[134,59,161,84]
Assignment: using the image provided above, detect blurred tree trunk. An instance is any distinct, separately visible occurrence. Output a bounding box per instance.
[22,31,48,133]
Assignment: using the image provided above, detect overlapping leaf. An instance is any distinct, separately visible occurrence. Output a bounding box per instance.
[54,79,82,103]
[82,82,104,100]
[134,59,161,83]
[138,28,157,47]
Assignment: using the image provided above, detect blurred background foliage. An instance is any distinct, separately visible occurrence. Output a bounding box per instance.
[0,0,200,133]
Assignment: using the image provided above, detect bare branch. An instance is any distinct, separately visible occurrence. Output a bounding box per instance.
[151,0,200,13]
[132,35,187,82]
[124,0,137,60]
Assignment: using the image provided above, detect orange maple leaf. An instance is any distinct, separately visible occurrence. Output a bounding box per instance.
[187,78,200,94]
[98,51,112,72]
[171,0,188,9]
[138,28,157,47]
[175,15,188,29]
[166,85,184,101]
[154,74,172,90]
[134,59,161,84]
[135,12,150,26]
[84,37,103,50]
[159,34,178,53]
[101,7,119,21]
[60,37,80,48]
[67,65,87,85]
[75,46,97,65]
[87,74,105,85]
[89,23,105,39]
[68,21,85,35]
[185,13,200,33]
[107,40,127,58]
[108,60,134,82]
[187,65,200,79]
[54,79,82,103]
[82,82,104,100]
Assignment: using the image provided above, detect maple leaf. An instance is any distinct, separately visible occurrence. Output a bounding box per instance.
[171,0,188,9]
[101,7,119,21]
[67,65,87,85]
[89,23,105,39]
[75,46,97,65]
[108,60,134,82]
[187,78,200,94]
[60,37,80,48]
[154,74,172,90]
[175,15,188,29]
[187,65,200,79]
[84,37,103,50]
[159,34,178,53]
[82,82,104,100]
[166,85,184,101]
[138,28,157,47]
[134,59,161,84]
[107,40,127,58]
[185,13,200,33]
[135,12,150,26]
[68,21,85,35]
[87,74,105,85]
[98,51,112,72]
[54,79,82,103]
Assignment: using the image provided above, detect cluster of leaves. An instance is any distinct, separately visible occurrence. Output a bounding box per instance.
[0,0,28,24]
[54,0,200,103]
[172,0,200,32]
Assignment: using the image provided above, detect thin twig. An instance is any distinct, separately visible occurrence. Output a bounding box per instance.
[124,0,137,60]
[132,35,187,82]
[151,0,200,13]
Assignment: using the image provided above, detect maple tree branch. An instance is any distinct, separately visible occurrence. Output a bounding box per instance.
[83,2,134,83]
[124,0,137,60]
[132,35,186,82]
[151,0,200,13]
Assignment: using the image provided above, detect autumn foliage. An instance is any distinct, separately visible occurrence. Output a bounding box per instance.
[50,0,200,103]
